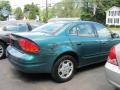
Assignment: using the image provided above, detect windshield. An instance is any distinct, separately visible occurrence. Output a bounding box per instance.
[32,22,66,35]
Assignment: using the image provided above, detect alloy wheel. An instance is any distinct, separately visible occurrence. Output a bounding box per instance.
[0,45,4,58]
[58,60,74,79]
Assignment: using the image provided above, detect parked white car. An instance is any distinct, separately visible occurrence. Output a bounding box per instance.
[105,44,120,88]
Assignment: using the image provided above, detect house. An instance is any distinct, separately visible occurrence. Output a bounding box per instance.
[106,6,120,26]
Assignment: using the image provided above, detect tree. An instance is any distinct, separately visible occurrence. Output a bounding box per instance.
[50,0,81,18]
[14,7,24,20]
[24,3,40,20]
[0,0,11,20]
[80,0,120,23]
[40,0,120,24]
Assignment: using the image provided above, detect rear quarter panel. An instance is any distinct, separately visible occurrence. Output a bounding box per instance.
[34,35,78,69]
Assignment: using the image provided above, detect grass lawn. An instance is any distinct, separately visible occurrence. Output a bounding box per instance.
[108,27,120,31]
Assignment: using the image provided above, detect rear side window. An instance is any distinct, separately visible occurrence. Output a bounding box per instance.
[69,26,79,35]
[94,23,111,38]
[69,23,95,37]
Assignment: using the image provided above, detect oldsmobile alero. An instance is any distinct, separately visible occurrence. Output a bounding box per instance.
[7,21,120,82]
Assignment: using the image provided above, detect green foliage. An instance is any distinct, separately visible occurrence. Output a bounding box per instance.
[0,15,6,21]
[0,0,11,20]
[52,0,81,18]
[0,0,11,12]
[81,0,120,23]
[40,9,47,22]
[24,3,40,20]
[41,0,120,24]
[28,10,36,20]
[14,7,24,20]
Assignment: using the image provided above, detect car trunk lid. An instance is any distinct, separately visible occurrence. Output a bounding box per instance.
[10,32,50,51]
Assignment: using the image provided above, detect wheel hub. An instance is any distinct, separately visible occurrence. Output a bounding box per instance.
[58,60,73,79]
[0,45,4,58]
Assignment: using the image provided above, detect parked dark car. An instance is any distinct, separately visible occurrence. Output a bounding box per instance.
[0,21,42,59]
[7,21,120,82]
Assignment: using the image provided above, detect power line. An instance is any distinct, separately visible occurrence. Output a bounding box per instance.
[46,0,48,22]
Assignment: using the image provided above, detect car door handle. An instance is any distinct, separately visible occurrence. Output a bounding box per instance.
[102,42,107,44]
[77,43,82,45]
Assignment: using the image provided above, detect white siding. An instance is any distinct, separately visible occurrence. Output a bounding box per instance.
[106,6,120,26]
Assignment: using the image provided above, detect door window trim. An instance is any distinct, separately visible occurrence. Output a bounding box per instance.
[69,23,97,37]
[93,23,112,39]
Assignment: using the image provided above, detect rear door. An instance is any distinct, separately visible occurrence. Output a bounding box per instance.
[69,23,101,65]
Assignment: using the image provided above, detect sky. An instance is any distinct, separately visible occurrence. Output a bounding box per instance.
[8,0,61,9]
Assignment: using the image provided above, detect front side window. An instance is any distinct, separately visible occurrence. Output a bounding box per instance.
[94,23,111,38]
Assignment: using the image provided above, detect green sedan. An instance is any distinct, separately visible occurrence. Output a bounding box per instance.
[7,21,120,83]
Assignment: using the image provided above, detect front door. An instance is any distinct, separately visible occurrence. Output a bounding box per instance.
[94,23,116,56]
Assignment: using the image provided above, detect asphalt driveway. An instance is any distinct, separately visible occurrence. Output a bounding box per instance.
[0,59,118,90]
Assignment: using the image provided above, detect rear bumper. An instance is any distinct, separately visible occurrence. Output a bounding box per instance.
[105,62,120,88]
[7,46,54,73]
[8,57,49,73]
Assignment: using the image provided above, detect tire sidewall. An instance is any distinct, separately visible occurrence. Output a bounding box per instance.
[0,42,6,59]
[51,55,76,83]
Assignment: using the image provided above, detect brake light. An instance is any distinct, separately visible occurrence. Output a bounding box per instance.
[19,39,40,53]
[108,46,118,66]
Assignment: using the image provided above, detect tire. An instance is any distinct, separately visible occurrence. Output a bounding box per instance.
[0,42,6,59]
[51,55,76,83]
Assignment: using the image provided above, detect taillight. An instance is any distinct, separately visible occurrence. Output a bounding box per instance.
[19,39,40,53]
[108,46,118,66]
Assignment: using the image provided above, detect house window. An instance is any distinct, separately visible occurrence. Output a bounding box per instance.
[114,11,116,16]
[111,18,113,23]
[114,18,116,24]
[117,18,119,24]
[107,18,110,23]
[109,11,111,16]
[119,11,120,16]
[111,11,114,16]
[116,18,119,24]
[114,18,119,24]
[107,18,113,24]
[115,11,116,16]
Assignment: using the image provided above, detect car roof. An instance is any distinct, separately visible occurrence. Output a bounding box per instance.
[0,20,42,27]
[52,20,99,25]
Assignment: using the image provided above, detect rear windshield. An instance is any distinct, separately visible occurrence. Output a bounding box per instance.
[32,22,66,35]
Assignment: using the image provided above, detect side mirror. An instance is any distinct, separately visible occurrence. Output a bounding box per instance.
[111,33,119,38]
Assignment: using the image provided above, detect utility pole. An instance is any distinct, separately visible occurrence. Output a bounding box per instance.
[93,4,97,16]
[46,0,48,22]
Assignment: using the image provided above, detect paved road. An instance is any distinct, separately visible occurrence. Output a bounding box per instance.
[0,59,118,90]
